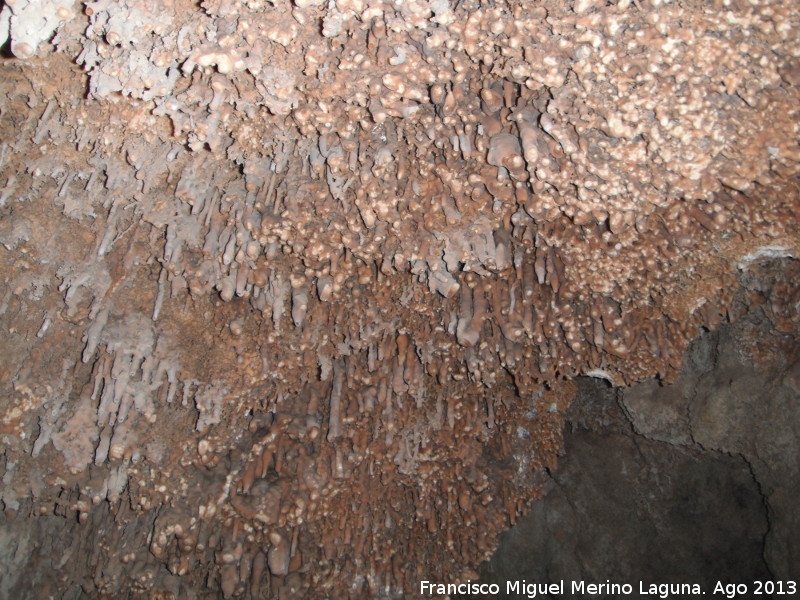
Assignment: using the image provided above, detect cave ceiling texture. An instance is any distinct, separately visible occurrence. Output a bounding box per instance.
[0,0,798,597]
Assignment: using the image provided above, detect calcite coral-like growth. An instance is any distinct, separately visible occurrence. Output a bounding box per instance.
[0,0,798,597]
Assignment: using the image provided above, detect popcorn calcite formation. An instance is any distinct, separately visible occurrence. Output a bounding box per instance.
[0,0,798,597]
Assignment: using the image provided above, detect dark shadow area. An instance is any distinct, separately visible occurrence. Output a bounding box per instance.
[477,320,800,598]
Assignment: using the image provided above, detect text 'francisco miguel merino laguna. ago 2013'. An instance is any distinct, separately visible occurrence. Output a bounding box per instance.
[419,579,799,598]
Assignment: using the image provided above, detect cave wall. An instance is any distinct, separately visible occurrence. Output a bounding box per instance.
[0,0,798,597]
[483,269,799,590]
[481,379,773,591]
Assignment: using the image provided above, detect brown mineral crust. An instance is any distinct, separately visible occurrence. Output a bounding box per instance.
[0,0,799,597]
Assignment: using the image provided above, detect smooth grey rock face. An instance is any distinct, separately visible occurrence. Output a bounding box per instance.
[689,331,800,580]
[620,330,717,447]
[484,320,800,589]
[621,377,694,446]
[486,430,770,587]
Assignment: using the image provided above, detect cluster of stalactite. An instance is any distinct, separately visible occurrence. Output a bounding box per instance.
[0,0,798,597]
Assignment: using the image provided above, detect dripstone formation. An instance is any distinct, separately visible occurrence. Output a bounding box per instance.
[0,0,798,597]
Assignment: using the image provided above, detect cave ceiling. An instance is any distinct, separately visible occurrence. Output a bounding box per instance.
[0,0,798,597]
